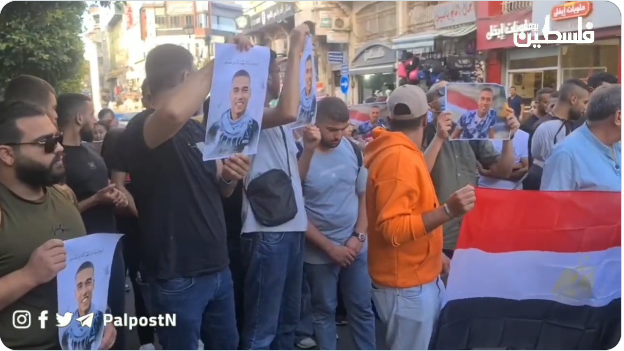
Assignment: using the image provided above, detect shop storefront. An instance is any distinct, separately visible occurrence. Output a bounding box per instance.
[478,1,621,107]
[392,1,479,87]
[350,42,396,103]
[241,1,295,56]
[532,1,621,82]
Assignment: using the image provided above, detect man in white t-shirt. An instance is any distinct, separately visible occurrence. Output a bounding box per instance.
[478,129,530,190]
[239,25,312,350]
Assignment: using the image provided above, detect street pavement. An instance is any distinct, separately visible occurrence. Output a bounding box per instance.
[123,278,387,349]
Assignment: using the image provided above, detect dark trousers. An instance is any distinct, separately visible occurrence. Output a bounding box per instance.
[108,242,126,350]
[228,236,246,343]
[241,232,305,350]
[119,218,154,346]
[147,267,239,350]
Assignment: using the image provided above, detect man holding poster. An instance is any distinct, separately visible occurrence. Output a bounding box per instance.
[0,101,115,350]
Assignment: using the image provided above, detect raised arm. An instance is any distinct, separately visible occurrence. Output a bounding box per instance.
[143,60,215,149]
[262,24,310,129]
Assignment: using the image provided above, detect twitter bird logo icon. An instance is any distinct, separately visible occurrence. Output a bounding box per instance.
[56,312,73,327]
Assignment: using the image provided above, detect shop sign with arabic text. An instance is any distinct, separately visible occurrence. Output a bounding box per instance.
[433,1,476,29]
[551,1,593,21]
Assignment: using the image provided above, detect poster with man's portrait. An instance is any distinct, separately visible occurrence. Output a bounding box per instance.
[445,82,511,140]
[203,43,270,161]
[290,36,317,130]
[57,234,122,350]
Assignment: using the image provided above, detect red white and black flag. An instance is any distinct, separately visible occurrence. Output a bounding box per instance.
[430,189,621,350]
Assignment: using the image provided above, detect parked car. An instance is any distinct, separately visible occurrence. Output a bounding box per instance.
[115,112,139,128]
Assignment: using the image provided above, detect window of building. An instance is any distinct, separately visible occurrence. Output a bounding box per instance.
[355,2,397,41]
[561,40,620,81]
[155,15,166,28]
[197,14,207,28]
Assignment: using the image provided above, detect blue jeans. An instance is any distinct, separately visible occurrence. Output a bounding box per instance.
[372,278,444,350]
[305,253,376,350]
[296,273,314,340]
[241,232,305,350]
[147,267,239,350]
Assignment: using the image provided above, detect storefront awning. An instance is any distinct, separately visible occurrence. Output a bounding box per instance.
[392,24,477,51]
[348,64,395,75]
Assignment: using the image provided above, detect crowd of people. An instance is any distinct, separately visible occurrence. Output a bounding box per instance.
[0,25,620,351]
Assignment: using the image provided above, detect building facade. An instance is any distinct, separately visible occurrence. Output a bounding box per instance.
[477,1,621,108]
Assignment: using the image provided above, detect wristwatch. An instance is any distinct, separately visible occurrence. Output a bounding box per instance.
[351,231,367,242]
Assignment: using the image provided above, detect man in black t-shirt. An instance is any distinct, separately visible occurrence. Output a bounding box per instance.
[507,86,524,120]
[56,93,129,349]
[113,43,251,350]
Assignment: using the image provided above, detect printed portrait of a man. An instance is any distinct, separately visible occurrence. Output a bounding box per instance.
[451,87,498,140]
[61,261,105,350]
[207,69,260,156]
[298,55,317,125]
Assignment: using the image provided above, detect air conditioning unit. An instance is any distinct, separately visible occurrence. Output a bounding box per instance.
[331,17,350,31]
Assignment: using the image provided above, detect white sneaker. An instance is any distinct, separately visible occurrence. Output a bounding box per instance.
[139,344,155,350]
[296,337,317,349]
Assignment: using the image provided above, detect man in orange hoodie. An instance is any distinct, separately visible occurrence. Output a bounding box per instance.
[365,85,476,350]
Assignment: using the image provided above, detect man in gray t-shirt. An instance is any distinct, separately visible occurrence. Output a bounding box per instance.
[297,97,375,350]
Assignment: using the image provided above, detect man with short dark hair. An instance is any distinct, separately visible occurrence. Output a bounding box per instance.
[521,87,553,133]
[0,101,118,350]
[424,81,518,257]
[296,97,375,350]
[357,105,385,140]
[541,84,621,191]
[114,39,252,350]
[3,75,58,126]
[98,108,117,129]
[205,69,259,157]
[587,72,618,91]
[56,93,128,349]
[529,79,590,190]
[365,85,475,349]
[451,87,497,140]
[507,86,524,120]
[546,90,558,114]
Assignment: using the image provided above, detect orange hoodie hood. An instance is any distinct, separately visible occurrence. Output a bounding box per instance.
[364,127,421,168]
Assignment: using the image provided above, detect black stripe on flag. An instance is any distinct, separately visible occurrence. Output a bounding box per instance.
[429,297,620,350]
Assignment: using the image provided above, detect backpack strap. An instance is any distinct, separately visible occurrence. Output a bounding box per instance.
[347,139,363,171]
[52,184,78,207]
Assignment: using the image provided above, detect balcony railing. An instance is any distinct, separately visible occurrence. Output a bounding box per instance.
[502,1,532,13]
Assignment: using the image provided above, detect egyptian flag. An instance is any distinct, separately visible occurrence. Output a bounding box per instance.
[431,189,621,350]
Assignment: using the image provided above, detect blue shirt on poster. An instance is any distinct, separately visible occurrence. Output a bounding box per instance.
[458,109,497,139]
[541,123,621,192]
[358,119,387,138]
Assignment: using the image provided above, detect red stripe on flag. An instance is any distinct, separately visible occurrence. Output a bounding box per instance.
[457,189,621,253]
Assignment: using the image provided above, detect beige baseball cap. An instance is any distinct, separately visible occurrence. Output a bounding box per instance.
[387,85,429,121]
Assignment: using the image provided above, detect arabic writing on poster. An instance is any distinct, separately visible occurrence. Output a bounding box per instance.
[513,16,594,48]
[69,249,104,262]
[223,59,260,67]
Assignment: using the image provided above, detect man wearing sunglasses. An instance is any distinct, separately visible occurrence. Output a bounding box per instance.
[423,80,518,258]
[0,101,93,349]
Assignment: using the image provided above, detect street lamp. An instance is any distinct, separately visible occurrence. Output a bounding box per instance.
[184,24,194,38]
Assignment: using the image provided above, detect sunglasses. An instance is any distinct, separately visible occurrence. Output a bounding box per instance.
[4,132,63,154]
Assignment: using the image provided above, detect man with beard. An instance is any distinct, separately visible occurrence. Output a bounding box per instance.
[56,93,127,349]
[298,55,317,125]
[528,79,590,190]
[296,97,375,350]
[61,261,105,350]
[57,93,128,233]
[3,75,59,126]
[0,101,116,349]
[521,87,553,134]
[206,69,260,157]
[542,84,621,192]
